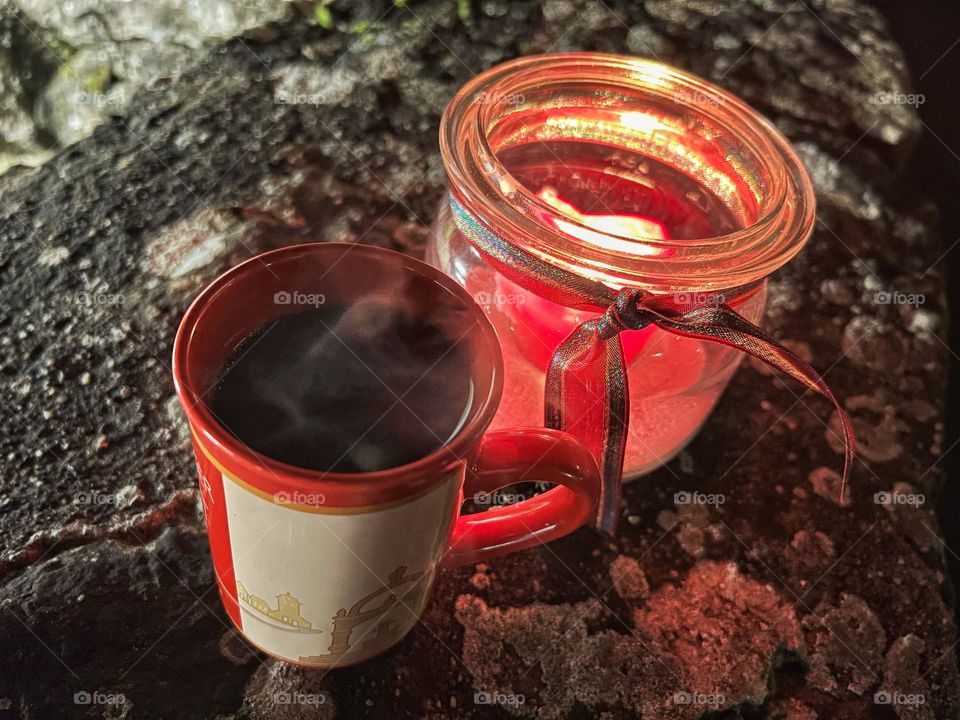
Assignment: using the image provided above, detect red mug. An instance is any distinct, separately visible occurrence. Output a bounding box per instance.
[172,243,599,667]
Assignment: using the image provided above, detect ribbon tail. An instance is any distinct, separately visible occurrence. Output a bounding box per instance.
[545,321,628,534]
[652,304,855,501]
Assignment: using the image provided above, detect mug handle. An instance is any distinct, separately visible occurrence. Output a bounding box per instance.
[441,428,600,568]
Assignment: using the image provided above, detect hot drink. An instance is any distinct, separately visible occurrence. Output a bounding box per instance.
[210,301,474,473]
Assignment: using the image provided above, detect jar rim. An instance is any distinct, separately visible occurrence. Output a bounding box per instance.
[439,52,815,293]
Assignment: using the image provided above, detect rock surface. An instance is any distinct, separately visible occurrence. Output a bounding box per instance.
[1,0,295,171]
[0,0,956,718]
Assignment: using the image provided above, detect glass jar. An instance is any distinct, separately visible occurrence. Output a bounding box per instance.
[428,53,815,479]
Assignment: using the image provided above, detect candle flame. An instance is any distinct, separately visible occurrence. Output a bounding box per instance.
[536,187,669,256]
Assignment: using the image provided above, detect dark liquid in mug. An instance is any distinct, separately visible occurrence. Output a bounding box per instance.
[210,302,474,473]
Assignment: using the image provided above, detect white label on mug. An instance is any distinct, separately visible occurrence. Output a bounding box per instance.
[221,471,460,665]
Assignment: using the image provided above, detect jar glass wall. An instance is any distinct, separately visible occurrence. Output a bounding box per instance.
[428,53,814,478]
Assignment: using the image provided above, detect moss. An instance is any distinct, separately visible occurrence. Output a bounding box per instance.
[313,1,333,29]
[80,61,112,93]
[457,0,472,24]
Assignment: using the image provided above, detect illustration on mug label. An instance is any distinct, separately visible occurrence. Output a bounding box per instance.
[235,565,426,661]
[300,565,426,662]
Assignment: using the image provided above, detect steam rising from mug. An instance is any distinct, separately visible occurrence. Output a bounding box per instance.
[209,268,477,474]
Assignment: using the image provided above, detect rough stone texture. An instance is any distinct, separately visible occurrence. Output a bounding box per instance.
[1,0,295,169]
[0,0,956,718]
[0,1,62,171]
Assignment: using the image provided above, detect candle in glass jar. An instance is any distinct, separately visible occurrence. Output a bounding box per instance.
[432,54,811,479]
